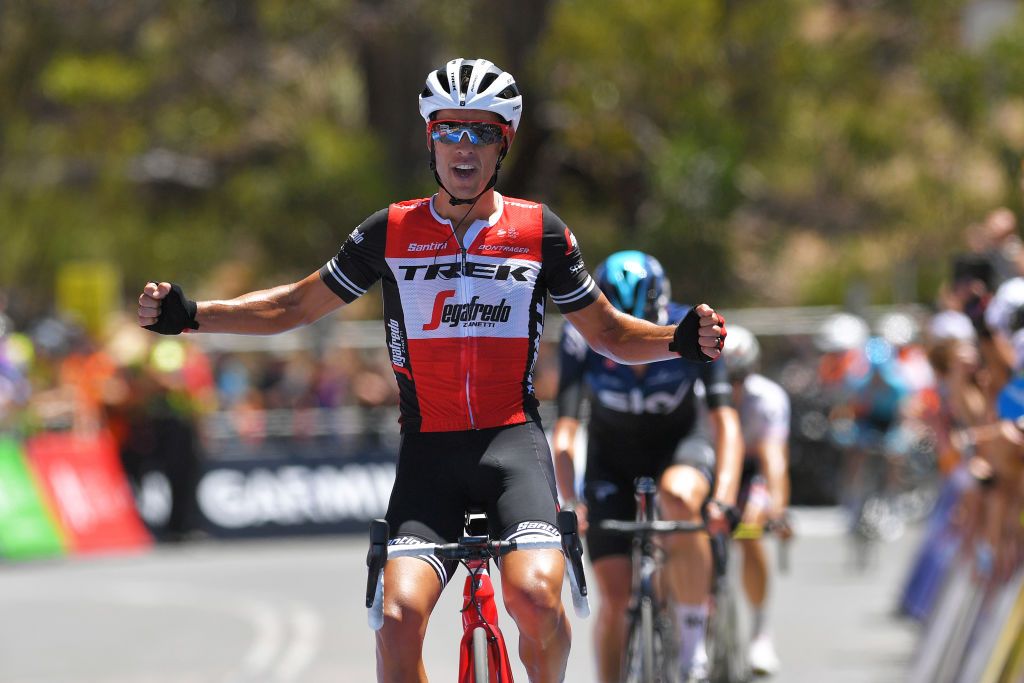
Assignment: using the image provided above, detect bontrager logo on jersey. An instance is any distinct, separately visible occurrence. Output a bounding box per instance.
[399,261,532,281]
[423,291,512,331]
[408,241,448,252]
[387,319,412,379]
[479,244,530,255]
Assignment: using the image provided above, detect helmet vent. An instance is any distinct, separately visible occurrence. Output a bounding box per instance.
[434,69,448,91]
[497,84,519,100]
[479,72,498,92]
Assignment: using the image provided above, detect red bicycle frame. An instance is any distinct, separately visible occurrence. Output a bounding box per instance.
[366,510,589,683]
[456,559,515,682]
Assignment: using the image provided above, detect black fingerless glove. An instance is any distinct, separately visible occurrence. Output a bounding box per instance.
[669,307,725,362]
[706,498,741,531]
[144,283,199,335]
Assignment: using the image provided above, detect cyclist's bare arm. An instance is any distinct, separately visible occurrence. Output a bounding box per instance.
[757,437,790,517]
[563,296,723,364]
[553,339,585,507]
[709,405,743,506]
[139,273,344,335]
[553,417,581,506]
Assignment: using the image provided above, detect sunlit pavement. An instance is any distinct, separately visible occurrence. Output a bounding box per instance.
[0,507,918,683]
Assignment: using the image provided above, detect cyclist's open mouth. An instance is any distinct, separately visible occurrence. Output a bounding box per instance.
[452,163,477,180]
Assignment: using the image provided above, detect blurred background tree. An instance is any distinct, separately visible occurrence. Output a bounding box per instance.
[2,0,1023,322]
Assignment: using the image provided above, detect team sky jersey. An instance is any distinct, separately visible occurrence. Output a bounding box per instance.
[557,303,732,451]
[319,193,598,433]
[736,373,790,457]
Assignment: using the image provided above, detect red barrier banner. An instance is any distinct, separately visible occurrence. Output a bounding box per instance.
[26,432,151,554]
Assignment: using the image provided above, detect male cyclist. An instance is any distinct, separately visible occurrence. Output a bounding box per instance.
[720,325,792,677]
[552,251,742,683]
[834,336,912,538]
[137,58,727,683]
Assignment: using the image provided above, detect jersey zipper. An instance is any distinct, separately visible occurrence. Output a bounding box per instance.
[459,246,477,429]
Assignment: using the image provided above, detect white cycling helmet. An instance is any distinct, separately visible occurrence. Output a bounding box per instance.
[814,312,869,353]
[722,324,760,379]
[419,58,523,130]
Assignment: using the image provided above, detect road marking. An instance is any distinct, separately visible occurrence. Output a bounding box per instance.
[0,580,322,682]
[273,603,323,681]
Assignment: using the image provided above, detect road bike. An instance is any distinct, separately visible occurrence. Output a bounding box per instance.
[600,476,705,683]
[365,508,589,683]
[710,518,792,682]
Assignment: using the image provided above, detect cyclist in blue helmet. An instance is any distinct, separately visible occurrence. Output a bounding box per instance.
[554,251,743,683]
[593,250,673,325]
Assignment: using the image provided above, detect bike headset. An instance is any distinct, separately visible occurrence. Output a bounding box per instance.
[721,323,760,383]
[594,250,671,325]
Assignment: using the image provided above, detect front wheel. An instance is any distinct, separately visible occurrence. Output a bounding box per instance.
[471,626,491,683]
[708,582,748,683]
[624,597,679,683]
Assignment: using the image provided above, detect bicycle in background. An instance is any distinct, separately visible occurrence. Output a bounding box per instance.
[600,477,706,683]
[366,509,589,683]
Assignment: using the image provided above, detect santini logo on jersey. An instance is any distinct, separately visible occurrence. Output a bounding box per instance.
[407,241,448,252]
[423,291,512,331]
[399,261,532,281]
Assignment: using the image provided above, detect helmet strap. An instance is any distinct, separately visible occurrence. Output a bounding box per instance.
[429,141,508,207]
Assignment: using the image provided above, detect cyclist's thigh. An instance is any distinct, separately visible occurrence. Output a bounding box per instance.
[385,430,475,584]
[664,432,716,491]
[386,430,472,541]
[582,438,647,563]
[476,422,561,540]
[659,435,714,513]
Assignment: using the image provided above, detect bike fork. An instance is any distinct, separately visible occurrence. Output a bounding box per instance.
[458,560,514,683]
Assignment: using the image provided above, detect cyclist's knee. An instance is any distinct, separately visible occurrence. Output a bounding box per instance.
[380,596,430,641]
[659,487,703,522]
[659,466,710,522]
[502,555,565,626]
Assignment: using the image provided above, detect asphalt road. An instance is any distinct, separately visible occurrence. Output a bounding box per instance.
[0,508,920,683]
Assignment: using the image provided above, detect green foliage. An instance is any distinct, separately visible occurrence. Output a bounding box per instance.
[3,0,1024,318]
[40,53,150,104]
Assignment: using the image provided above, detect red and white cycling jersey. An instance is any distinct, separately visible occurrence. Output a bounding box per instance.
[319,193,598,432]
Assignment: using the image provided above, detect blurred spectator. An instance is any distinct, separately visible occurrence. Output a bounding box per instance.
[982,208,1022,287]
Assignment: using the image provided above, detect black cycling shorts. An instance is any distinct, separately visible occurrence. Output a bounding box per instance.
[582,429,715,563]
[385,421,560,586]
